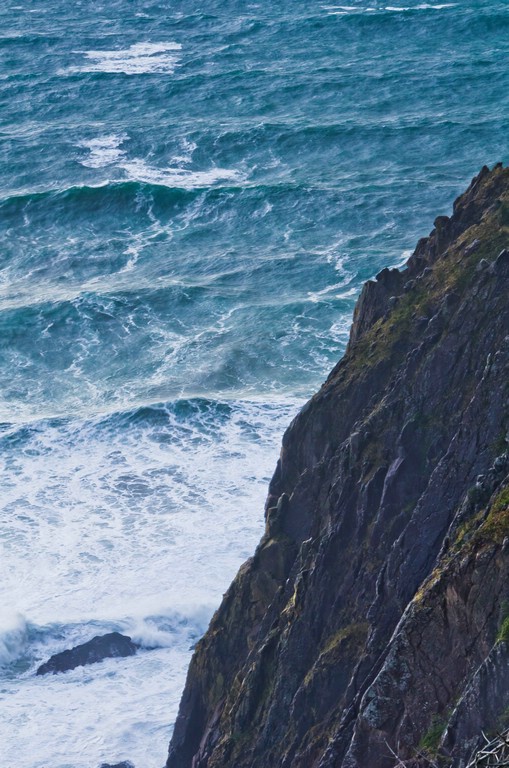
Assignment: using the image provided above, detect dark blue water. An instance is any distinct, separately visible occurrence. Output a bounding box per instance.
[1,1,508,766]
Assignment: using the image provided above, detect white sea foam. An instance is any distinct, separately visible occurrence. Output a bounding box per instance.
[120,157,243,189]
[0,641,192,768]
[307,279,353,303]
[78,134,127,168]
[391,248,413,269]
[321,5,361,10]
[67,42,182,75]
[330,315,354,345]
[73,131,241,189]
[252,200,274,219]
[322,5,376,13]
[172,138,198,165]
[0,397,299,766]
[127,609,210,649]
[0,610,27,665]
[323,2,456,12]
[0,400,298,627]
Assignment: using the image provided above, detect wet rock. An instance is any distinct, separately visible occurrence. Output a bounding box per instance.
[99,762,135,768]
[37,632,138,675]
[99,763,135,768]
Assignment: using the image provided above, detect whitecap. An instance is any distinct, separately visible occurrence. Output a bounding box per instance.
[323,2,456,13]
[252,200,274,219]
[119,157,244,189]
[389,2,457,8]
[78,134,127,169]
[330,315,356,344]
[307,279,354,303]
[0,610,27,665]
[67,42,182,76]
[172,138,198,165]
[308,280,345,304]
[323,5,377,13]
[391,248,413,270]
[126,607,211,650]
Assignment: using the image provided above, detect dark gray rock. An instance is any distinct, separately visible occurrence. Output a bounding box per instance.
[37,632,138,675]
[442,642,509,765]
[99,762,135,768]
[166,164,509,768]
[493,248,509,276]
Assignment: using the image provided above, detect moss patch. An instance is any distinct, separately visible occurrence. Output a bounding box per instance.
[303,623,369,687]
[419,716,446,756]
[497,617,509,643]
[321,623,369,657]
[453,509,485,552]
[475,486,509,545]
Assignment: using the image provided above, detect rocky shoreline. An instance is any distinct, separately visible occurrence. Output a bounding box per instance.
[165,164,509,768]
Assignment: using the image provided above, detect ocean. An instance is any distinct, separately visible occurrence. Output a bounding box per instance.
[1,1,508,766]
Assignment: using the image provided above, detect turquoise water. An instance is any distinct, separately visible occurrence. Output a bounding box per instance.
[1,1,508,766]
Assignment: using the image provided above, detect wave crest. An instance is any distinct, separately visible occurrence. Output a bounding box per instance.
[0,611,27,665]
[65,41,182,76]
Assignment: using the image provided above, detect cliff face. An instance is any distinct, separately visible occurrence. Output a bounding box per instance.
[167,164,509,768]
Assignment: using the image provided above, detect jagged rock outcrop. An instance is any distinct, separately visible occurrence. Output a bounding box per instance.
[36,632,138,675]
[166,164,509,768]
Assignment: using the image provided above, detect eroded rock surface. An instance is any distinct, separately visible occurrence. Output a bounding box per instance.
[167,164,509,768]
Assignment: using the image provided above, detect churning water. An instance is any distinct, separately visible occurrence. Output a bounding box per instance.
[1,0,508,765]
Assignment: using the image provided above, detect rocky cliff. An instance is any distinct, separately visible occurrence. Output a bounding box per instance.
[166,164,509,768]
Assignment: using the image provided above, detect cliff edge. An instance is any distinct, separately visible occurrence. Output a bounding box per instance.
[167,164,509,768]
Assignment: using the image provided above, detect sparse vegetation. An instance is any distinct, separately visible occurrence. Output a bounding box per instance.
[418,715,446,757]
[475,486,509,545]
[497,616,509,644]
[320,622,369,657]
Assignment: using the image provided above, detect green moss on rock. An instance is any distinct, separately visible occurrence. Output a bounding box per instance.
[419,716,446,757]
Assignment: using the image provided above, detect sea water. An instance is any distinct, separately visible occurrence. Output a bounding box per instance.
[1,1,508,765]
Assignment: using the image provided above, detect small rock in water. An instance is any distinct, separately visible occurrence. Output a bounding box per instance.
[36,631,138,675]
[99,762,135,768]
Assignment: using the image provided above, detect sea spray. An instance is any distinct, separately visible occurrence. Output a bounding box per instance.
[2,0,509,765]
[0,611,27,666]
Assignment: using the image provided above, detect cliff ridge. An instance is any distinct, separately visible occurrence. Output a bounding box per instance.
[167,164,509,768]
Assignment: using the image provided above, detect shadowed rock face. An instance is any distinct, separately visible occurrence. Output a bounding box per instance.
[166,164,509,768]
[36,632,138,675]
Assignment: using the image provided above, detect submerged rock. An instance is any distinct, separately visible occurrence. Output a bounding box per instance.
[36,632,138,675]
[166,164,509,768]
